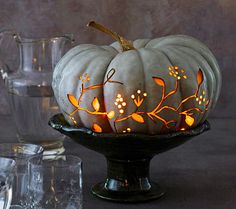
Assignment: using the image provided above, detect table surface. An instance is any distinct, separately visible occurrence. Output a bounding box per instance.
[0,115,235,209]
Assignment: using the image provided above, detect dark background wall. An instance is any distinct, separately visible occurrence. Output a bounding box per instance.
[0,0,235,118]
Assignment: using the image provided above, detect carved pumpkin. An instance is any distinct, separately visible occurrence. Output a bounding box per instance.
[52,21,221,134]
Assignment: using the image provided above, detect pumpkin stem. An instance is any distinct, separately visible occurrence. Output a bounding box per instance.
[87,21,135,51]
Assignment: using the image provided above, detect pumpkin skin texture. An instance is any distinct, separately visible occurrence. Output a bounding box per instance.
[53,28,221,135]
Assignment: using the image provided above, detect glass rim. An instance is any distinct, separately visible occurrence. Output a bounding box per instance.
[29,154,82,168]
[0,143,44,158]
[1,29,74,44]
[14,33,74,44]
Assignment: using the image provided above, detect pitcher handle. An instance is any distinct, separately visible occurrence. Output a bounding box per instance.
[0,29,20,81]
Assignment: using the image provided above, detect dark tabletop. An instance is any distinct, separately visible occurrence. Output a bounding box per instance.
[0,115,235,209]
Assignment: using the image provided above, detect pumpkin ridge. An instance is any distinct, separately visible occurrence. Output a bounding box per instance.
[109,43,122,53]
[100,53,122,131]
[104,51,147,133]
[54,45,100,100]
[59,46,114,81]
[103,52,130,132]
[167,47,203,125]
[135,48,177,133]
[147,35,221,101]
[75,50,117,130]
[133,39,151,49]
[60,49,103,126]
[172,46,215,123]
[54,45,97,73]
[98,45,119,54]
[153,47,184,129]
[166,45,216,96]
[136,49,149,133]
[161,47,204,127]
[58,48,116,128]
[164,44,219,108]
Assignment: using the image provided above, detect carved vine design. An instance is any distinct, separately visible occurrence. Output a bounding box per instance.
[66,66,210,133]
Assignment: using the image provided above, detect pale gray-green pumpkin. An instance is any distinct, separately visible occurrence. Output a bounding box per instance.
[52,21,221,134]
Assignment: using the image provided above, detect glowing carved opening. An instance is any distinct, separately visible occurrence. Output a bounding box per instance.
[131,90,147,107]
[168,66,188,80]
[66,67,210,133]
[92,97,100,112]
[92,123,102,133]
[65,68,122,130]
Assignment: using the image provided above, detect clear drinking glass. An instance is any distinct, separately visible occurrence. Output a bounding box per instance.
[28,155,83,209]
[0,143,44,209]
[0,157,16,209]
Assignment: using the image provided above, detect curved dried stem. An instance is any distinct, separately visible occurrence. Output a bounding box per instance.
[87,21,135,51]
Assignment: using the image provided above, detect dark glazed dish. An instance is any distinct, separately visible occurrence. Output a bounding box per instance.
[49,113,210,202]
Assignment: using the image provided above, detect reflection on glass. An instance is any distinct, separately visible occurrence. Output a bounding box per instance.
[0,157,16,209]
[28,155,82,209]
[0,32,74,154]
[0,143,43,208]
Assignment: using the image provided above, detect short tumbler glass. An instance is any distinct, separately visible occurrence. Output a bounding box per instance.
[0,143,44,208]
[28,154,83,209]
[0,157,16,209]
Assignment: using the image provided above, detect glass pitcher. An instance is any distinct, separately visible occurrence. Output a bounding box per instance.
[0,31,74,154]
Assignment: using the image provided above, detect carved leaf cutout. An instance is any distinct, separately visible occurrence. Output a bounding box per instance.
[107,110,115,119]
[185,115,194,127]
[153,77,165,87]
[197,69,203,86]
[92,123,102,133]
[92,97,100,111]
[67,94,79,108]
[131,113,145,123]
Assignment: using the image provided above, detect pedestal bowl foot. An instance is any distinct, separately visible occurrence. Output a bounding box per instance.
[92,181,165,203]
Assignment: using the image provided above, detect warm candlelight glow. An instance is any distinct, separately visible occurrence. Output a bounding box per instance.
[66,67,210,133]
